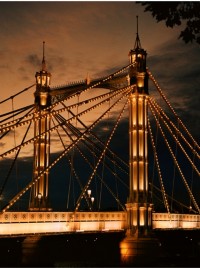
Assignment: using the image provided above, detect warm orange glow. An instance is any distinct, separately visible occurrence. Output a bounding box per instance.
[40,93,47,106]
[139,162,144,190]
[139,207,145,226]
[139,130,143,156]
[133,208,137,226]
[0,212,126,235]
[133,130,137,156]
[137,73,145,88]
[133,162,137,190]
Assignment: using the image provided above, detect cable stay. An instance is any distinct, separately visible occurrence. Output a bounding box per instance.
[56,115,128,191]
[0,84,35,105]
[53,96,129,210]
[75,97,129,212]
[0,121,32,201]
[150,183,198,214]
[149,98,200,178]
[51,117,92,211]
[148,69,200,152]
[148,117,170,214]
[0,85,130,135]
[150,97,200,160]
[0,104,34,124]
[1,86,130,213]
[149,99,200,214]
[53,115,122,211]
[65,109,128,177]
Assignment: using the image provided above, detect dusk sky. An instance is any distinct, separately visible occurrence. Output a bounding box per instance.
[0,1,199,140]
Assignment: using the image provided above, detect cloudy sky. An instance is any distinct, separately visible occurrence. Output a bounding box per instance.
[0,1,199,141]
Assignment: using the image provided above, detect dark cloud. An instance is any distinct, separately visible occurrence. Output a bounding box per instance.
[148,40,200,139]
[25,54,41,68]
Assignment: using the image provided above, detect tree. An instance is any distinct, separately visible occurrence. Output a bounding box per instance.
[139,2,200,44]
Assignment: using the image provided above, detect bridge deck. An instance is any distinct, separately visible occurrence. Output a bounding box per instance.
[0,212,199,236]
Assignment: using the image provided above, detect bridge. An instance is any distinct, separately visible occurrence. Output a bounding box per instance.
[0,20,200,264]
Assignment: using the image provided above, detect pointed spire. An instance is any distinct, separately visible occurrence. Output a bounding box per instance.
[86,72,90,85]
[42,41,46,71]
[134,16,142,49]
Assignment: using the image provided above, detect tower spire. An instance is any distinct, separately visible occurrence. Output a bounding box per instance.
[42,41,46,71]
[134,16,142,49]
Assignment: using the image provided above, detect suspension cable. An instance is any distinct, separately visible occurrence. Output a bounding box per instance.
[149,98,200,178]
[52,116,91,210]
[0,121,32,198]
[0,85,129,135]
[150,97,200,160]
[149,100,200,214]
[147,117,170,214]
[0,87,129,158]
[66,109,128,174]
[75,95,129,211]
[0,84,35,105]
[64,120,128,189]
[1,86,131,213]
[148,69,200,152]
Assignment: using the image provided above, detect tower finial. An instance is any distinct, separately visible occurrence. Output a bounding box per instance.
[134,15,141,49]
[42,41,46,71]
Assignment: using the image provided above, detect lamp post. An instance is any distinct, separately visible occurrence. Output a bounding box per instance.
[87,189,91,198]
[91,197,95,211]
[38,193,42,211]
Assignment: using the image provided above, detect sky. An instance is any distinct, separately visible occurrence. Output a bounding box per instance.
[0,1,199,139]
[0,1,200,210]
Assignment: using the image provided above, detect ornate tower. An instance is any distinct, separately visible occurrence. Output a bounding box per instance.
[29,42,52,211]
[120,18,161,265]
[127,17,152,236]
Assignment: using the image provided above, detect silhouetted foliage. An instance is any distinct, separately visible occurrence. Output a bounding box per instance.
[139,2,200,44]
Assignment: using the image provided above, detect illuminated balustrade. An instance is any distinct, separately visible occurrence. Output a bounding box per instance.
[152,213,200,229]
[0,212,199,236]
[0,211,127,235]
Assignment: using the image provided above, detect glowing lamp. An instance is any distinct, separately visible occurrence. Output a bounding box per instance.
[137,76,144,88]
[87,189,91,197]
[36,71,51,88]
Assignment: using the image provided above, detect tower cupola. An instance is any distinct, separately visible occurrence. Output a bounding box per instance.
[35,42,51,108]
[35,41,51,88]
[128,16,148,94]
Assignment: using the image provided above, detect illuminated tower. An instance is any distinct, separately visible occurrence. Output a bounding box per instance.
[120,18,161,265]
[29,42,52,211]
[127,17,152,236]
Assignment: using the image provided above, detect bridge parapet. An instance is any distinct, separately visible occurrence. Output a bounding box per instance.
[152,213,200,229]
[0,211,127,236]
[0,212,200,236]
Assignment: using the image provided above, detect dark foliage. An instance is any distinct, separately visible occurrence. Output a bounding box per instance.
[139,2,200,44]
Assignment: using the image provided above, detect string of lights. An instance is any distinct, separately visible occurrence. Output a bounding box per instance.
[1,86,131,213]
[148,69,200,152]
[149,100,200,214]
[147,117,170,214]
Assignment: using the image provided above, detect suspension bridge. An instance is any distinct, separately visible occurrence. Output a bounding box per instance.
[0,20,200,264]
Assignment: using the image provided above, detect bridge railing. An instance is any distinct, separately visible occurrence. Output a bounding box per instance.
[0,211,127,235]
[152,213,200,229]
[0,211,200,236]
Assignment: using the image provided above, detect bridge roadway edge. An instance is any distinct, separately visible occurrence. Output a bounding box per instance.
[0,211,200,236]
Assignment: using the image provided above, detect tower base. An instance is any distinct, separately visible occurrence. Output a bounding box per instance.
[120,232,165,266]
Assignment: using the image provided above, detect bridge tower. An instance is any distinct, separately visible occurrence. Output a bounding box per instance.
[126,18,151,237]
[29,42,52,211]
[120,18,162,265]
